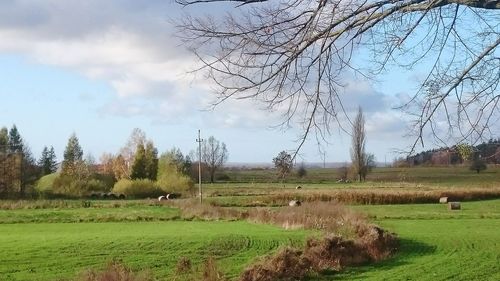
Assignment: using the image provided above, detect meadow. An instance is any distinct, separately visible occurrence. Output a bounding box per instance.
[0,166,499,280]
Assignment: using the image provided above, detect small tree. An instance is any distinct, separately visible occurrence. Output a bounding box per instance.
[296,162,307,178]
[470,157,487,173]
[273,151,293,183]
[202,136,228,183]
[457,143,474,164]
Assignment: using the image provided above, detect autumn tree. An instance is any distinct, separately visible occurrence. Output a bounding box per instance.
[273,151,293,182]
[177,0,499,153]
[120,128,147,175]
[112,155,129,180]
[0,127,8,153]
[202,136,228,183]
[457,143,474,163]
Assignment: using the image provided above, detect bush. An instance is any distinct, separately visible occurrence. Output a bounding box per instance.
[51,175,109,197]
[157,172,194,194]
[112,179,164,198]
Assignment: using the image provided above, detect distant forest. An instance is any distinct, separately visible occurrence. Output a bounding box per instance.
[404,139,500,166]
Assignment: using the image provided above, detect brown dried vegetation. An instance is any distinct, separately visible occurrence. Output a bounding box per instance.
[77,261,153,281]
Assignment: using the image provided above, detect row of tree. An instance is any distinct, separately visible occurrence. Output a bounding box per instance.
[1,125,230,198]
[403,140,500,167]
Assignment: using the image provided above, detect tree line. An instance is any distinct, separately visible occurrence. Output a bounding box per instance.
[0,125,229,199]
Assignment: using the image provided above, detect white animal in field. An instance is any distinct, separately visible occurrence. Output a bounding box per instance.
[158,195,167,201]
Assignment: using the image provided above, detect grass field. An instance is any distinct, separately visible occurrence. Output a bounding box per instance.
[1,166,499,280]
[335,200,500,281]
[0,221,310,281]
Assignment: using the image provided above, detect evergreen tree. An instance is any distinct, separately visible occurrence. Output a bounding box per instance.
[130,143,147,179]
[144,141,158,180]
[8,125,23,153]
[38,146,58,176]
[61,133,84,176]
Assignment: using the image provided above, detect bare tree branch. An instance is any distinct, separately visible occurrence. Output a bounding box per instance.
[176,0,500,155]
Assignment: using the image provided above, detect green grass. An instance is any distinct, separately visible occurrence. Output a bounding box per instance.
[0,221,310,281]
[0,204,180,223]
[329,200,500,280]
[350,200,500,220]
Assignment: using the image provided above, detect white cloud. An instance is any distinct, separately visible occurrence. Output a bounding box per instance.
[0,0,411,150]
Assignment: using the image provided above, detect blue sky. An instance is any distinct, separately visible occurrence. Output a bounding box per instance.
[0,1,427,164]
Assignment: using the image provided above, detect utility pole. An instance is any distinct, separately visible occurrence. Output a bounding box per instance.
[196,130,203,204]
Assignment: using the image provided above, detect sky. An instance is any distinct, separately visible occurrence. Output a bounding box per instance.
[0,0,427,164]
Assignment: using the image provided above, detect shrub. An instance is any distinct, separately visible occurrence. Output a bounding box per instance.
[112,179,164,198]
[157,172,194,195]
[240,247,311,281]
[52,175,109,197]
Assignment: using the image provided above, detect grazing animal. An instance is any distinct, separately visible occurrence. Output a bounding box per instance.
[158,195,167,201]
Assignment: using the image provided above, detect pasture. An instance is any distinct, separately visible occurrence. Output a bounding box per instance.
[0,166,499,280]
[0,220,310,281]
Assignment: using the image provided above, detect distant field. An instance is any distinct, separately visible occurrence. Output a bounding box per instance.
[0,221,310,281]
[218,166,500,188]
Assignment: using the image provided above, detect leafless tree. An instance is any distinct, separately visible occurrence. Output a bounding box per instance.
[177,0,499,153]
[202,136,228,183]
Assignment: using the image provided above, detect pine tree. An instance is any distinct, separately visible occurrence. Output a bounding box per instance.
[130,143,147,179]
[38,146,57,176]
[8,125,23,153]
[47,146,57,173]
[61,133,84,176]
